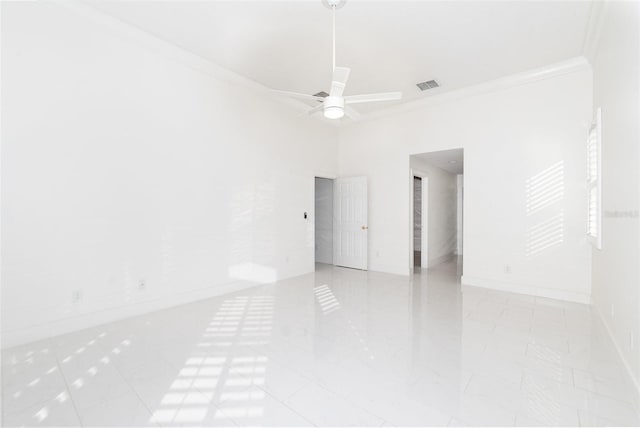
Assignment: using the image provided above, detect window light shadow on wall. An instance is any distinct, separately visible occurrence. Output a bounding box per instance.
[526,211,565,257]
[525,161,564,216]
[525,161,565,258]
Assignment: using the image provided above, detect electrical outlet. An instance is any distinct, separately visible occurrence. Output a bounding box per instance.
[72,290,83,304]
[138,280,146,291]
[504,265,511,274]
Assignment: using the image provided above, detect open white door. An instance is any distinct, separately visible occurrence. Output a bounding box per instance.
[333,176,368,270]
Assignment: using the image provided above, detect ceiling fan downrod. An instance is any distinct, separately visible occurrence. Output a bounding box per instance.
[332,5,336,71]
[323,0,346,71]
[272,0,401,121]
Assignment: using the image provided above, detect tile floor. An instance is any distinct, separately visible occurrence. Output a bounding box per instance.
[2,259,639,427]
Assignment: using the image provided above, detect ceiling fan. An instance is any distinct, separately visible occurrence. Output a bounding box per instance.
[273,0,402,120]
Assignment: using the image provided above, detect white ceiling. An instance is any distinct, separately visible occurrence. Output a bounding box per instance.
[413,149,464,174]
[88,1,594,114]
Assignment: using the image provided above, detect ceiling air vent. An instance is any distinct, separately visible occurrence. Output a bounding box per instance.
[313,91,330,98]
[416,80,439,91]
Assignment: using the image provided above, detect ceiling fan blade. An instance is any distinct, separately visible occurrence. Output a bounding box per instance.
[307,103,325,116]
[344,92,402,104]
[273,89,324,102]
[329,67,351,97]
[345,106,361,120]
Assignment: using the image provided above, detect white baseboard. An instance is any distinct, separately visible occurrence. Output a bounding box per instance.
[461,275,591,304]
[1,278,273,349]
[593,303,640,413]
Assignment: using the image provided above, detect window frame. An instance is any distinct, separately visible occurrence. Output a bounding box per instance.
[587,107,602,250]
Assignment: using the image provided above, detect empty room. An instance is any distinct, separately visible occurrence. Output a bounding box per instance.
[2,0,639,427]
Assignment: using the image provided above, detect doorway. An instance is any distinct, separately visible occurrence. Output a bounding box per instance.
[410,149,464,273]
[413,176,427,269]
[314,177,334,265]
[314,176,369,270]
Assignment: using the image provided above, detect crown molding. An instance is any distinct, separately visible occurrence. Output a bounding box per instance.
[50,1,589,129]
[342,56,591,126]
[51,0,340,124]
[54,1,266,91]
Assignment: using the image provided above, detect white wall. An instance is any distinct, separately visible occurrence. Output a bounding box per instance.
[314,178,333,264]
[590,1,640,400]
[411,158,457,267]
[1,2,338,348]
[339,62,593,303]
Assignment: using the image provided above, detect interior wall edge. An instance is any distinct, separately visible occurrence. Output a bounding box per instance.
[582,0,608,63]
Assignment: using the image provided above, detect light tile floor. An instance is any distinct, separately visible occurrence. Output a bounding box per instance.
[2,259,639,427]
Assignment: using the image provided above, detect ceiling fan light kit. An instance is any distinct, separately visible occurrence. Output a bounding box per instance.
[274,0,402,120]
[323,96,345,119]
[322,0,347,10]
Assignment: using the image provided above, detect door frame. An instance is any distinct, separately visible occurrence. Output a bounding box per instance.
[313,174,337,268]
[410,168,429,274]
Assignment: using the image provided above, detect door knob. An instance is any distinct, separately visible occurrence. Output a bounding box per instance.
[361,226,368,230]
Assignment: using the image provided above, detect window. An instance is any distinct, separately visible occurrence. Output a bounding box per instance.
[587,108,602,249]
